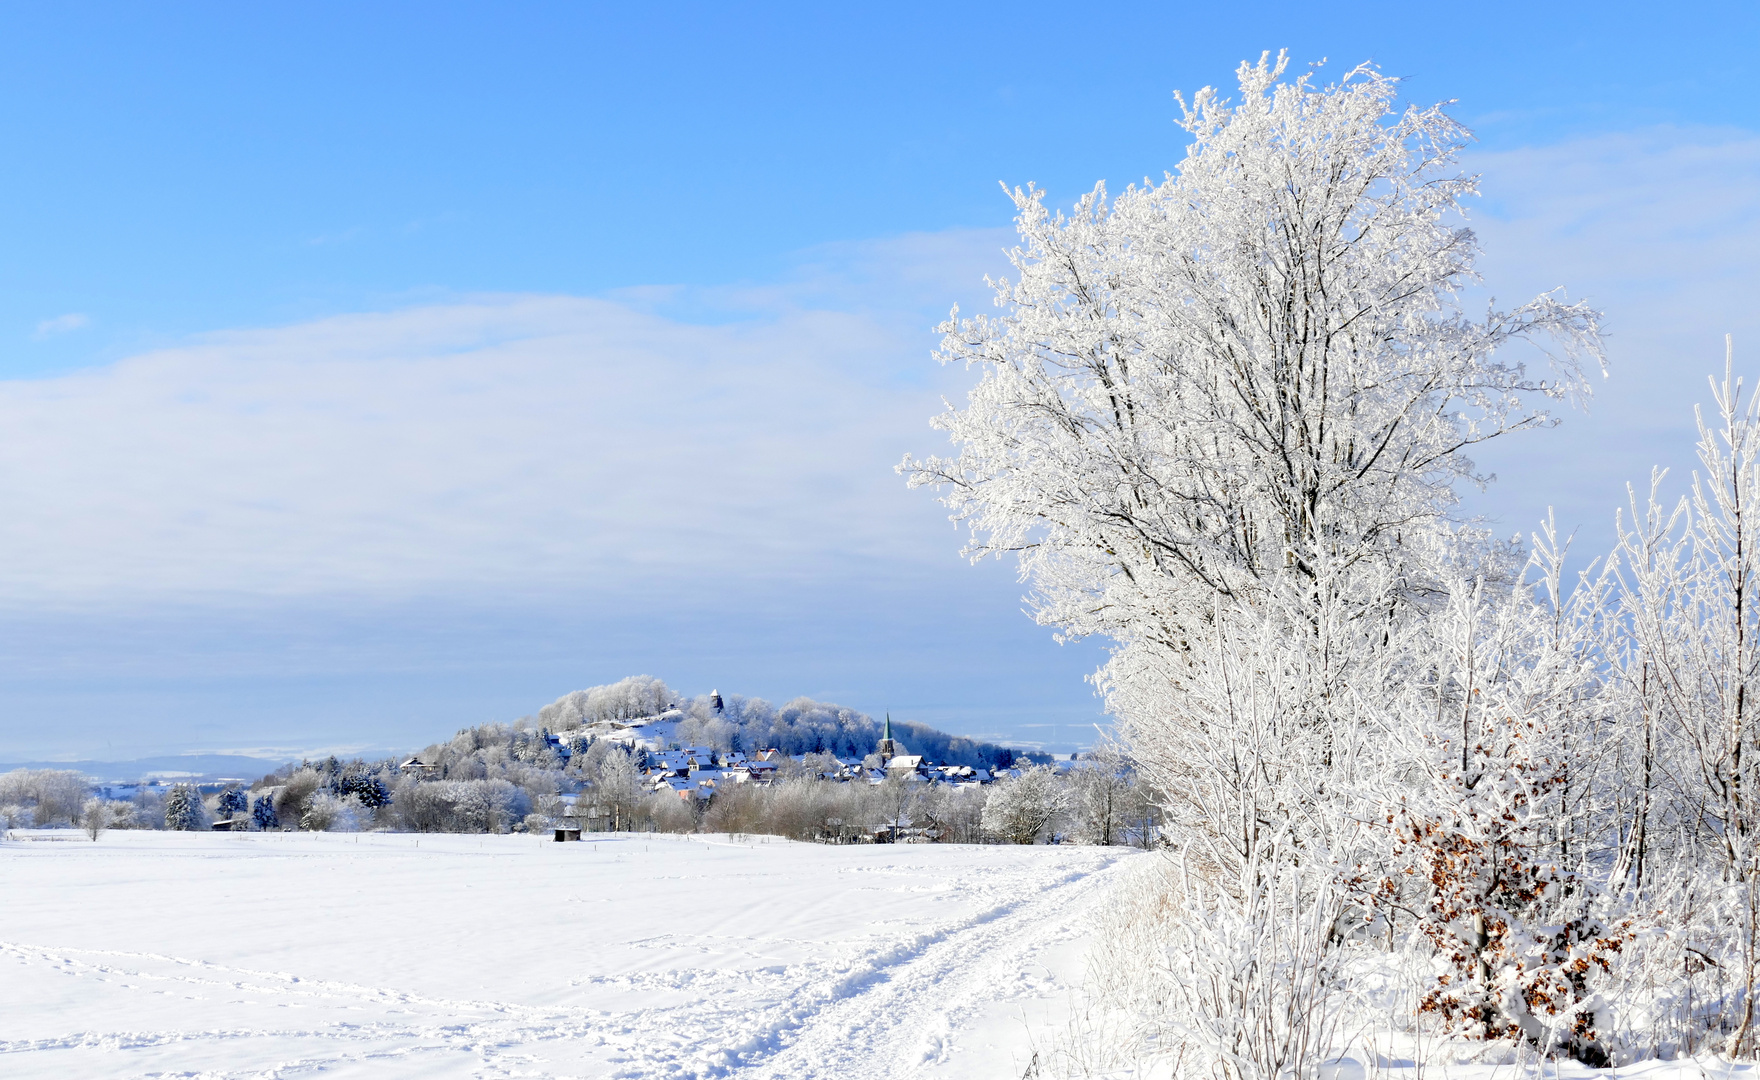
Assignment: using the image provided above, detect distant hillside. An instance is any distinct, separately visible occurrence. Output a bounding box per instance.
[0,754,291,784]
[525,675,1028,768]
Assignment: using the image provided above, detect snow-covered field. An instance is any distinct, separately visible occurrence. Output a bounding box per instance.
[0,830,1136,1078]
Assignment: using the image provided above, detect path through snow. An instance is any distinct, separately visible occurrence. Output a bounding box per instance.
[0,830,1137,1078]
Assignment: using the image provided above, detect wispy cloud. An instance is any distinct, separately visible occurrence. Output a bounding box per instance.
[0,235,1008,611]
[33,312,89,339]
[305,227,364,247]
[1455,127,1760,555]
[10,148,1755,760]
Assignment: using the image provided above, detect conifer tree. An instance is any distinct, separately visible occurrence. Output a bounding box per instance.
[340,773,390,810]
[215,785,248,818]
[162,783,204,831]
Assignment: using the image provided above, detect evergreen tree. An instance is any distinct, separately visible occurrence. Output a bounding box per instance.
[340,773,391,810]
[162,783,204,831]
[215,785,248,818]
[251,793,279,830]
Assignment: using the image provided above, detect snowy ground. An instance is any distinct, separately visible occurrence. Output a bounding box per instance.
[0,829,1137,1079]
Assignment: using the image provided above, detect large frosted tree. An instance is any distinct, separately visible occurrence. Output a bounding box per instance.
[904,52,1604,819]
[904,54,1607,1076]
[904,51,1602,671]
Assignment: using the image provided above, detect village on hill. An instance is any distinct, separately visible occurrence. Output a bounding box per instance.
[3,681,1152,847]
[542,697,1010,800]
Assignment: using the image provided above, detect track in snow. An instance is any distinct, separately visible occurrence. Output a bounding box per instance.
[1,830,1136,1079]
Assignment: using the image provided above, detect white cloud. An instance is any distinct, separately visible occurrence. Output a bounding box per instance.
[1453,127,1760,554]
[0,246,1009,610]
[19,128,1757,627]
[33,312,90,339]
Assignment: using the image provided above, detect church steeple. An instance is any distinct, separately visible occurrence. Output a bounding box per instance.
[875,712,905,762]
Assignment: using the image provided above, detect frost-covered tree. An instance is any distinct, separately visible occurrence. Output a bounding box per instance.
[874,775,921,841]
[1066,746,1145,846]
[981,765,1068,844]
[339,773,391,812]
[594,749,643,832]
[1602,345,1760,1056]
[0,768,92,827]
[215,785,248,819]
[162,783,205,831]
[79,797,109,840]
[251,793,280,831]
[903,51,1601,662]
[902,51,1601,806]
[904,52,1608,1075]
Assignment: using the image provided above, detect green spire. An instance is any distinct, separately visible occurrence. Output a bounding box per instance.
[883,712,892,741]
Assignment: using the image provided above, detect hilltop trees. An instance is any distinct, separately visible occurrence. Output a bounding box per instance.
[534,675,677,728]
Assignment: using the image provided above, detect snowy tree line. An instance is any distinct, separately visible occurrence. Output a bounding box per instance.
[0,682,1152,846]
[570,747,1156,846]
[0,754,1152,848]
[243,728,1151,845]
[907,52,1760,1074]
[0,768,89,827]
[0,770,220,836]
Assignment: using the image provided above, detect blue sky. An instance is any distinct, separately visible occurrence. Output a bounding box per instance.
[1,2,1757,761]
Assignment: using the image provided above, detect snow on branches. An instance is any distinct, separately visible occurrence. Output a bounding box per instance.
[902,50,1603,655]
[895,51,1760,1074]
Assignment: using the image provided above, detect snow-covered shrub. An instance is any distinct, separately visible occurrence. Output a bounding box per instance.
[105,799,139,829]
[301,791,367,832]
[78,798,135,838]
[388,778,526,833]
[646,793,698,834]
[702,783,762,835]
[79,797,108,839]
[273,769,324,823]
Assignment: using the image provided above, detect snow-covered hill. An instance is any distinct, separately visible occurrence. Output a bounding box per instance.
[0,830,1134,1078]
